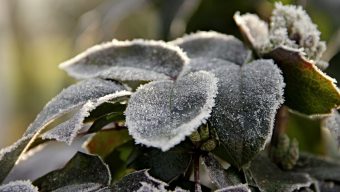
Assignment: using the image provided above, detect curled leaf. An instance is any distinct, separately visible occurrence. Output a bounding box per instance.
[60,39,189,81]
[0,79,125,182]
[0,180,38,192]
[125,71,218,151]
[42,91,131,144]
[172,31,251,65]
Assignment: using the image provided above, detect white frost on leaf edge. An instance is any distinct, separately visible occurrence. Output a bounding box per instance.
[42,91,132,145]
[0,180,38,192]
[59,39,190,79]
[127,71,218,151]
[214,184,250,192]
[171,31,238,45]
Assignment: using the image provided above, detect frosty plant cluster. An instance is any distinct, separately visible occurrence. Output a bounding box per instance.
[1,3,340,192]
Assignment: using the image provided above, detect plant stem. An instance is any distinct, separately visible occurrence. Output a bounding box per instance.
[193,153,202,192]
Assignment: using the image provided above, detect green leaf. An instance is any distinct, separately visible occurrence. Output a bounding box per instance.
[33,152,111,192]
[130,142,192,183]
[210,60,285,167]
[125,71,218,151]
[172,31,251,65]
[85,129,132,157]
[59,39,189,81]
[104,140,135,181]
[111,170,168,192]
[87,112,125,133]
[248,155,314,192]
[264,47,340,115]
[293,153,340,183]
[0,180,38,192]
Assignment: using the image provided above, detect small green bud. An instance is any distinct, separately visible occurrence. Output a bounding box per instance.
[200,139,216,151]
[189,131,201,142]
[199,125,210,141]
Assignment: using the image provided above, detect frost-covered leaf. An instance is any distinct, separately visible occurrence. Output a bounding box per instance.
[210,59,285,167]
[265,47,340,115]
[0,180,38,192]
[249,155,313,192]
[323,110,340,147]
[42,91,131,144]
[60,39,189,81]
[235,3,326,64]
[85,129,132,157]
[27,79,126,135]
[269,3,326,61]
[202,154,233,188]
[233,12,269,52]
[111,170,168,192]
[0,136,31,183]
[130,142,192,183]
[0,79,126,182]
[172,31,251,65]
[214,184,250,192]
[125,71,218,151]
[33,152,111,192]
[180,58,235,76]
[51,183,104,192]
[293,153,340,183]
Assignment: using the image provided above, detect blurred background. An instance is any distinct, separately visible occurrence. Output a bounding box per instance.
[0,0,339,148]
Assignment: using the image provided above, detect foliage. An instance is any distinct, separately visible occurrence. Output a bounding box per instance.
[1,2,340,192]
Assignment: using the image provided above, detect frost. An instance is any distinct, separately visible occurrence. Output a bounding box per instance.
[180,57,234,76]
[0,136,32,182]
[112,170,168,192]
[233,12,269,51]
[270,3,326,61]
[0,180,38,192]
[51,183,103,192]
[125,71,218,151]
[210,59,285,167]
[214,184,250,192]
[202,154,230,188]
[323,110,340,147]
[250,155,314,192]
[234,3,327,65]
[59,39,189,81]
[26,79,126,135]
[42,91,131,144]
[0,79,125,183]
[171,31,251,65]
[33,152,111,192]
